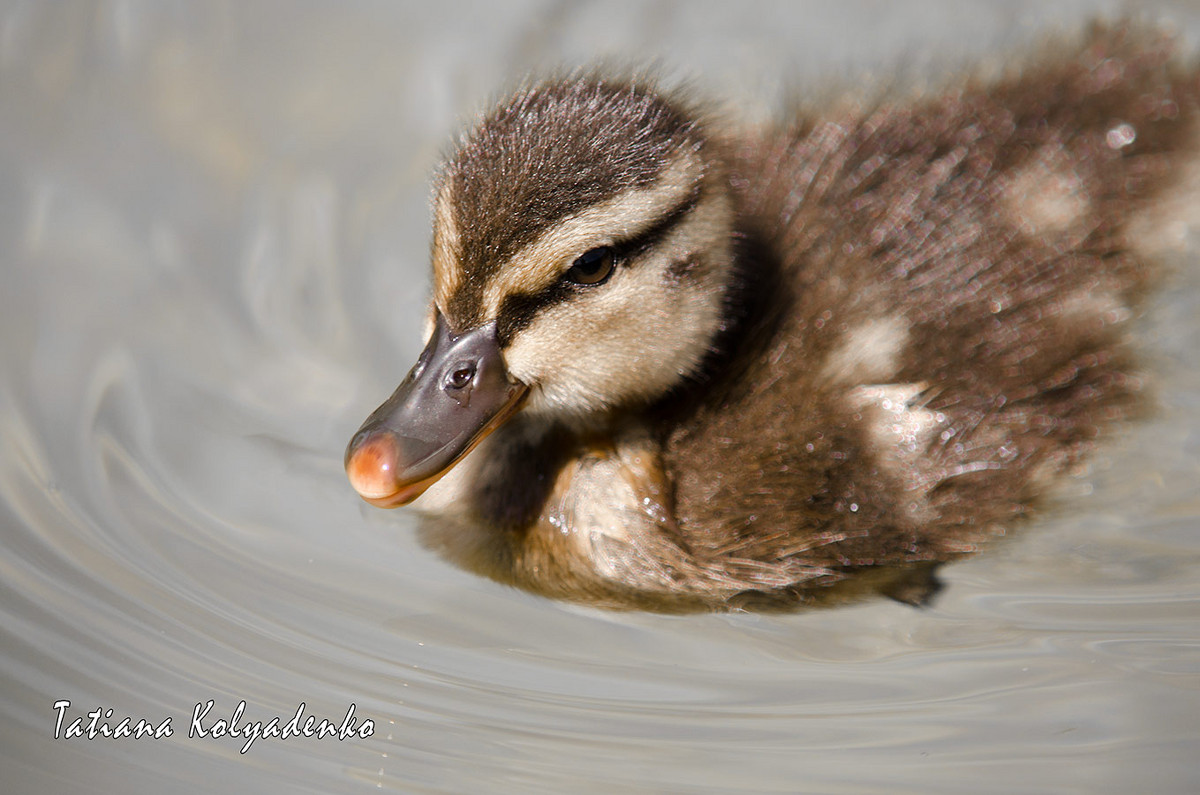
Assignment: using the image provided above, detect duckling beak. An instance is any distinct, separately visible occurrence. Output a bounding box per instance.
[345,316,528,508]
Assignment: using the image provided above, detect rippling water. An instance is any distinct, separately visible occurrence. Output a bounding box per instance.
[2,2,1199,792]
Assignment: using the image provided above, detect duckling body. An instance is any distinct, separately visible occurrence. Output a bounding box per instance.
[346,25,1200,611]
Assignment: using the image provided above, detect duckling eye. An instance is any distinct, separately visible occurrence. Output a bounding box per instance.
[564,246,615,286]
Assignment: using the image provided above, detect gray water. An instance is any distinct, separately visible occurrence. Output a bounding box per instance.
[2,2,1199,792]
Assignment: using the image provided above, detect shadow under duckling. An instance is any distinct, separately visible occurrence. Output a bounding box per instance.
[345,23,1200,612]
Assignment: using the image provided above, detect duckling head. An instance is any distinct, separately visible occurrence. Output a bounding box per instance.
[346,77,737,507]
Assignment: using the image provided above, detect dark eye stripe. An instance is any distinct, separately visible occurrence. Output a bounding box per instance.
[610,186,700,261]
[495,282,576,345]
[494,188,703,346]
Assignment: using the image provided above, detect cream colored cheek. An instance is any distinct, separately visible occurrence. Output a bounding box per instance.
[504,265,722,411]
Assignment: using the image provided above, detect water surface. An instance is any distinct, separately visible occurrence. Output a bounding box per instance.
[2,2,1198,792]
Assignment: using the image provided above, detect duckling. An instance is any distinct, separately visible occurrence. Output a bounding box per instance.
[345,24,1200,612]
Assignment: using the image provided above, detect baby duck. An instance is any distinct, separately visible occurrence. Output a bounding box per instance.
[346,25,1200,611]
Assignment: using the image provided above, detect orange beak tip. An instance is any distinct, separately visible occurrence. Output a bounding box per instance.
[346,435,402,501]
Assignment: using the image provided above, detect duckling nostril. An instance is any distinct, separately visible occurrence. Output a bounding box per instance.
[345,432,403,500]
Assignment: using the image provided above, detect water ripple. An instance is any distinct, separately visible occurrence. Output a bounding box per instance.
[2,3,1200,794]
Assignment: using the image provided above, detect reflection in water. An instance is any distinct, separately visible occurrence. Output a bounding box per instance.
[1,3,1199,793]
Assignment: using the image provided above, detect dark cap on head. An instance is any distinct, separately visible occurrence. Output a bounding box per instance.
[440,78,703,325]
